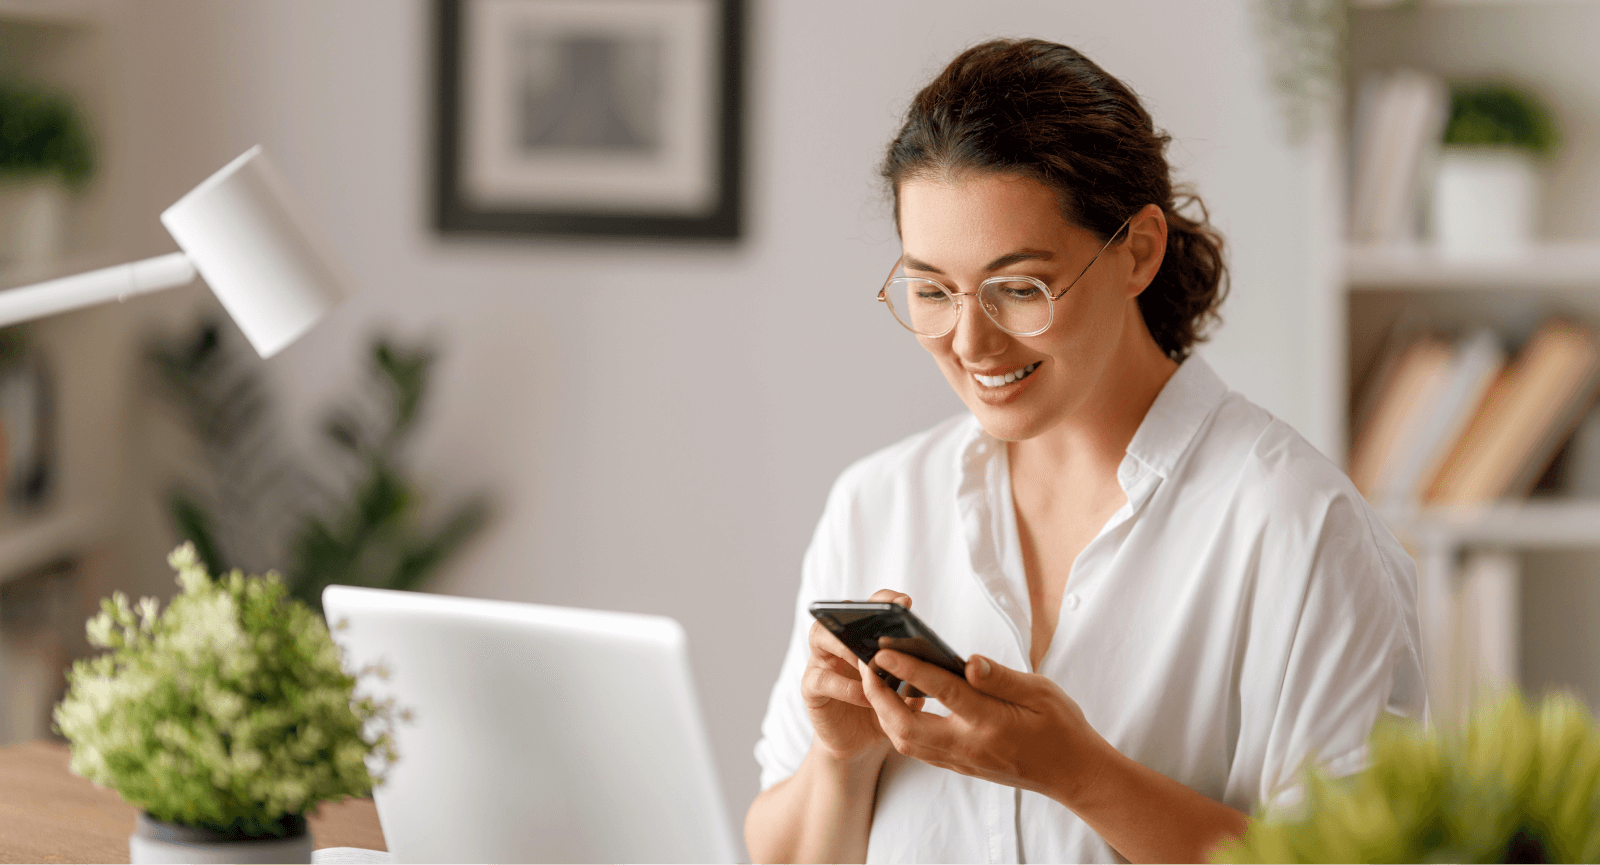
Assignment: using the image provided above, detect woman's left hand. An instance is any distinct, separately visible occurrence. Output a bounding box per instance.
[858,650,1113,806]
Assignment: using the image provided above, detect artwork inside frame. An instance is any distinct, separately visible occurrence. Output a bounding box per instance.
[434,0,743,240]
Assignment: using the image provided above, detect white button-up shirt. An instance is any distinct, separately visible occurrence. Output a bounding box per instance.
[754,357,1426,864]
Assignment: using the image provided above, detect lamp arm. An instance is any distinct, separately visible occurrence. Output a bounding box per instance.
[0,252,197,328]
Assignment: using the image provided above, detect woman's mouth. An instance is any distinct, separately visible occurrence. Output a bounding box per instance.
[972,361,1041,389]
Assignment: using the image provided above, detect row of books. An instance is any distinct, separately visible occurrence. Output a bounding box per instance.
[1349,68,1449,244]
[1349,318,1600,506]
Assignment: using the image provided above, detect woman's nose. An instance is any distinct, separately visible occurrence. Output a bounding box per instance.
[950,296,1009,360]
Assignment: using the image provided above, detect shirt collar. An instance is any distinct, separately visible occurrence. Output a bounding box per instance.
[1123,353,1230,480]
[954,353,1230,482]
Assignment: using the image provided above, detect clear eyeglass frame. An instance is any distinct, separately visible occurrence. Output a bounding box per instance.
[876,215,1133,338]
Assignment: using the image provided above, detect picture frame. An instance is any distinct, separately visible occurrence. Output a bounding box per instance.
[434,0,743,241]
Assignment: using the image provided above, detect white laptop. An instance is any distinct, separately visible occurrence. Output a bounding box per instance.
[322,585,740,864]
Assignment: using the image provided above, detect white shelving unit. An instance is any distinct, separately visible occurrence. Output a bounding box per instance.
[1332,1,1600,724]
[0,0,142,744]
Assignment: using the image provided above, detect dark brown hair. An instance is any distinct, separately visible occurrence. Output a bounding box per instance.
[881,38,1227,360]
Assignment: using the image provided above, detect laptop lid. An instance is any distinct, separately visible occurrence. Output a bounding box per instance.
[322,585,739,864]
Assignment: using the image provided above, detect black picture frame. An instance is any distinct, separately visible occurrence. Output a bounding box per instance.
[433,0,743,241]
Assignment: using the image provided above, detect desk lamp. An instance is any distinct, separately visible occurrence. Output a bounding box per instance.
[0,145,352,356]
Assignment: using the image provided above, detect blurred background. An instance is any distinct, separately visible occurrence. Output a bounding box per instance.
[0,0,1596,850]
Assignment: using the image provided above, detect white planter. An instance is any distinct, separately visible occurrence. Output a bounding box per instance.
[129,812,314,864]
[1430,148,1540,257]
[0,175,67,269]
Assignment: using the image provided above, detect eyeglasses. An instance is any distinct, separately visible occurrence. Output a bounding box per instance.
[877,216,1132,338]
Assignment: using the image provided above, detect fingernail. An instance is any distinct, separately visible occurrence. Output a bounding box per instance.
[976,656,991,677]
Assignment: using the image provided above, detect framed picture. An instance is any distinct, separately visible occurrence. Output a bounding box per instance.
[434,0,743,240]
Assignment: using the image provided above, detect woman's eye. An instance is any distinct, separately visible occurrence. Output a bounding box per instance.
[915,289,950,301]
[998,284,1041,300]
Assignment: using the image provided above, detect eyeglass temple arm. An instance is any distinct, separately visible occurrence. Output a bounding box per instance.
[877,255,904,302]
[1046,216,1134,301]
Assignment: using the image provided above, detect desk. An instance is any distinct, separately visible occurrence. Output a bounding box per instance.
[0,741,387,864]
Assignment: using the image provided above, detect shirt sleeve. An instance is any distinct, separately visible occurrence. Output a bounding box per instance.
[1232,489,1428,811]
[752,478,849,791]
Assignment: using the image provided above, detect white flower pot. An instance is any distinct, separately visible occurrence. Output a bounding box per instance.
[129,812,314,864]
[1430,148,1540,257]
[0,175,68,269]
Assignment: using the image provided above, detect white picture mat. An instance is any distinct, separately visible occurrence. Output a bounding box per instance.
[462,0,719,215]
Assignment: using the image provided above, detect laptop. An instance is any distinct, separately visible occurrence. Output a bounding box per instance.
[322,586,740,864]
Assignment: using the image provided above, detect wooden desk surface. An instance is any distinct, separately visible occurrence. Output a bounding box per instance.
[0,740,386,864]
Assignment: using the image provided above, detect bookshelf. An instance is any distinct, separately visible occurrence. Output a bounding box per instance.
[0,0,143,744]
[1331,0,1600,723]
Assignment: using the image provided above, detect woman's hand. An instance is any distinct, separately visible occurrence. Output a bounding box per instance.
[801,589,924,765]
[857,648,1110,804]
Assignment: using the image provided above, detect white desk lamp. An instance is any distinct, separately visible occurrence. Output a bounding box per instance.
[0,145,353,357]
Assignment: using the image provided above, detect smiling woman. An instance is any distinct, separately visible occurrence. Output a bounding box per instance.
[744,38,1426,865]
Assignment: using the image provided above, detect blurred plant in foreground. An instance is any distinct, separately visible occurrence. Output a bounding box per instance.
[1213,690,1600,863]
[54,543,397,835]
[149,322,490,615]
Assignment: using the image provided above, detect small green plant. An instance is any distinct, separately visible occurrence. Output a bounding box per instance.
[0,78,94,187]
[1213,690,1600,863]
[53,543,399,836]
[1444,83,1560,156]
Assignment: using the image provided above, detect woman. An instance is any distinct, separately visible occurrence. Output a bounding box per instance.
[745,39,1425,864]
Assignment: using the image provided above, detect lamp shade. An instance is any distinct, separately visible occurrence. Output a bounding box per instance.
[160,146,354,358]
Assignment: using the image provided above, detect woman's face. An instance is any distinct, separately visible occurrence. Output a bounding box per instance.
[896,173,1160,442]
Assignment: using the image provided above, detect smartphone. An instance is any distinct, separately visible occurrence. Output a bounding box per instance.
[808,600,967,698]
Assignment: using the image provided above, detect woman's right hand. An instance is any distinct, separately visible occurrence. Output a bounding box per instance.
[801,589,923,764]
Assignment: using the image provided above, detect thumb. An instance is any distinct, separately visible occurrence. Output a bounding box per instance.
[966,654,1033,702]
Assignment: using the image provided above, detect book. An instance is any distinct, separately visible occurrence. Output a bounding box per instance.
[1426,320,1600,504]
[1348,69,1450,244]
[1380,328,1506,503]
[1348,332,1456,499]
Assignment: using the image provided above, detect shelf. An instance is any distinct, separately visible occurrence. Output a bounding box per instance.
[1346,243,1600,291]
[1384,499,1600,550]
[0,503,102,583]
[0,0,98,27]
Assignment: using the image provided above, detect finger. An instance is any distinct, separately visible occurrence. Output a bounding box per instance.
[873,649,986,717]
[965,654,1037,704]
[867,588,912,609]
[802,664,871,708]
[859,659,951,757]
[810,620,866,672]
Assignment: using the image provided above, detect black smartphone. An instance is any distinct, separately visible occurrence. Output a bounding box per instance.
[808,601,967,698]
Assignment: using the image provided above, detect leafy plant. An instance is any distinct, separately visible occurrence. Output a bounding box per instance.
[1444,83,1560,155]
[286,339,490,614]
[0,78,95,187]
[1213,690,1600,863]
[53,544,398,836]
[148,321,490,617]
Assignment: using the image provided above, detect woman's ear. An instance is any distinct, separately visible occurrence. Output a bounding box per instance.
[1123,203,1167,297]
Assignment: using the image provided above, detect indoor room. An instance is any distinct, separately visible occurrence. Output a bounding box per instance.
[1,0,1598,862]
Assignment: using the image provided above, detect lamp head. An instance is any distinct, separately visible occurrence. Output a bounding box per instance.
[159,146,354,359]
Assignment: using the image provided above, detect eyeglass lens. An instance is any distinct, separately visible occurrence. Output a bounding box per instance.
[883,278,1052,336]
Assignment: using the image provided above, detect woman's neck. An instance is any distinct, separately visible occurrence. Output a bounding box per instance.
[1008,306,1179,479]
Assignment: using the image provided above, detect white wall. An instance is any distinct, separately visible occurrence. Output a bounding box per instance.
[105,0,1315,844]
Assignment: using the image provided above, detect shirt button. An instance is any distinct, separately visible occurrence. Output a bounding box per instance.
[1065,594,1080,612]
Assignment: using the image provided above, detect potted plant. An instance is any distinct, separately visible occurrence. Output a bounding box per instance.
[53,544,399,864]
[1212,690,1600,863]
[0,77,94,269]
[1431,82,1560,256]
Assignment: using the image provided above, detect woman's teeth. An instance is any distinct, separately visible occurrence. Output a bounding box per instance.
[974,362,1041,389]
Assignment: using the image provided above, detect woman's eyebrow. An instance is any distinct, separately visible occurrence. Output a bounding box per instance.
[902,249,1055,274]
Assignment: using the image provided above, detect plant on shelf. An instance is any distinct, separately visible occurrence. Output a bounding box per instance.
[53,543,399,864]
[148,321,491,616]
[1212,690,1600,863]
[1444,83,1560,156]
[0,77,94,187]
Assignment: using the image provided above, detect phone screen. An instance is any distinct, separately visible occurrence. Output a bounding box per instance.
[809,601,966,696]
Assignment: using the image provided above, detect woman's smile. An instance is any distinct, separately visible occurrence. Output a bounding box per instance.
[970,360,1042,389]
